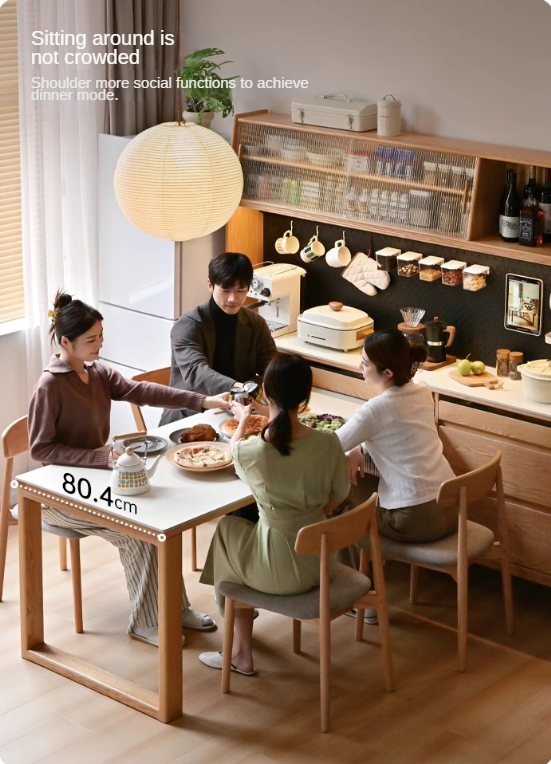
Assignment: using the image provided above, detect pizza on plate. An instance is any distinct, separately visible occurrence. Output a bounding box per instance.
[175,444,232,469]
[221,415,269,436]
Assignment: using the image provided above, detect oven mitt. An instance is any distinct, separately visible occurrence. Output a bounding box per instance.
[341,251,390,295]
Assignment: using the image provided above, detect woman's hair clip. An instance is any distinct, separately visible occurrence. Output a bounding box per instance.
[48,307,60,322]
[410,361,419,376]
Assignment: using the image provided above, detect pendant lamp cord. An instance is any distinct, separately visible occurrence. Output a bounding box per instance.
[176,0,182,125]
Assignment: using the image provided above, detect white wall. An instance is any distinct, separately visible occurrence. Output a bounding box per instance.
[182,0,551,151]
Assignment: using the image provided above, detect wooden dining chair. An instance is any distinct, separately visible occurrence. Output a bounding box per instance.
[357,451,513,672]
[129,367,198,571]
[218,494,394,733]
[0,416,85,632]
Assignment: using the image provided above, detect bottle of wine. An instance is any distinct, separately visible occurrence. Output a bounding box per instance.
[519,186,543,247]
[500,171,520,242]
[540,168,551,244]
[523,165,541,206]
[499,168,513,235]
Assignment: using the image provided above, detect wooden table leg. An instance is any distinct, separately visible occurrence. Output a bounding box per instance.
[158,533,183,723]
[18,493,44,651]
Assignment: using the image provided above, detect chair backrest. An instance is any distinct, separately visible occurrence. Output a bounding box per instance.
[294,494,376,556]
[437,451,502,508]
[130,368,171,430]
[2,416,29,460]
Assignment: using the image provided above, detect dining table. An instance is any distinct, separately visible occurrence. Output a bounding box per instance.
[14,387,366,723]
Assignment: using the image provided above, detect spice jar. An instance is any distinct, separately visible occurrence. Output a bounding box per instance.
[438,197,461,233]
[397,251,423,277]
[463,264,489,291]
[423,161,437,185]
[450,165,465,190]
[437,164,451,187]
[496,349,510,377]
[409,190,433,228]
[441,260,467,286]
[419,255,444,282]
[508,352,523,380]
[376,246,400,271]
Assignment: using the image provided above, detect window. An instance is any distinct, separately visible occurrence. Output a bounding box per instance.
[0,0,24,323]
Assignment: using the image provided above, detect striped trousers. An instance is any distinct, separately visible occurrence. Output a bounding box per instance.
[42,507,190,631]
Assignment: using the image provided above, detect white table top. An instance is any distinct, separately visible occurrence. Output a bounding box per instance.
[15,389,365,534]
[276,333,551,423]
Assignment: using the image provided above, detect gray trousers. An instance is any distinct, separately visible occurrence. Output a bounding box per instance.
[42,507,190,631]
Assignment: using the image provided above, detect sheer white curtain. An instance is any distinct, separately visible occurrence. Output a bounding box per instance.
[17,0,106,393]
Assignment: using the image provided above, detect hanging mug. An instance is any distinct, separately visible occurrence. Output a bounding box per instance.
[326,236,351,268]
[275,225,299,254]
[300,229,325,263]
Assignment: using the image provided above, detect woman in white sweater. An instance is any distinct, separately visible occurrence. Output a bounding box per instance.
[337,330,457,543]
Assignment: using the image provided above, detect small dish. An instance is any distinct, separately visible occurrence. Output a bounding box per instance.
[169,427,221,445]
[120,435,168,455]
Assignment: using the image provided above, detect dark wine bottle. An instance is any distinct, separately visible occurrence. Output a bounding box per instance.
[499,168,513,236]
[540,168,551,244]
[519,186,543,247]
[523,165,541,207]
[500,171,520,242]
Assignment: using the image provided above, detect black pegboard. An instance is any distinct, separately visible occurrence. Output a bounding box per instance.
[263,213,551,365]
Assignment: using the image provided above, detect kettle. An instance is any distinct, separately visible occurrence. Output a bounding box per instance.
[424,317,456,363]
[110,446,162,496]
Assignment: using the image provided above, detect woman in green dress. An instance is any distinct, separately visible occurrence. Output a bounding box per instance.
[199,353,350,676]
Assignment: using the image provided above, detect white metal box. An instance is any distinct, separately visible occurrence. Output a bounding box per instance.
[291,94,377,132]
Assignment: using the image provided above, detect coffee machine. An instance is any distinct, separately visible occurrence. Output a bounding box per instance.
[247,262,306,337]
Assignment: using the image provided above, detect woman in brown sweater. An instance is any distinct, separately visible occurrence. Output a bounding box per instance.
[29,291,230,646]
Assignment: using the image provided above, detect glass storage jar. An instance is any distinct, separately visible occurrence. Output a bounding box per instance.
[423,161,437,185]
[376,246,400,271]
[496,349,510,377]
[419,255,444,282]
[409,190,433,228]
[463,264,489,291]
[450,165,465,190]
[508,352,523,380]
[441,260,467,286]
[438,197,461,233]
[397,251,423,277]
[437,163,451,187]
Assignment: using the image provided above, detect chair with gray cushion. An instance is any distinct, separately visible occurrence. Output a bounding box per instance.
[219,494,394,733]
[357,451,514,672]
[1,416,85,632]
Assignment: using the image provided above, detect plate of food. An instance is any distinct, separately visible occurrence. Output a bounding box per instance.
[120,435,168,455]
[165,442,233,472]
[298,413,347,431]
[169,423,220,445]
[219,415,269,439]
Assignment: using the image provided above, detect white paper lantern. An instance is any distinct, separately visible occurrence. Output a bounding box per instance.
[114,122,243,241]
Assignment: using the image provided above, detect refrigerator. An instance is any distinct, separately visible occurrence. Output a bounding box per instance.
[98,133,224,436]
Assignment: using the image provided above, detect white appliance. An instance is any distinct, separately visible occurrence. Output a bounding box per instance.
[98,133,223,436]
[247,262,306,338]
[297,303,374,352]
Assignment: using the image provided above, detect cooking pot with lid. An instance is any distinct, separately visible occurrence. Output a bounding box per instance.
[297,302,374,352]
[518,360,551,403]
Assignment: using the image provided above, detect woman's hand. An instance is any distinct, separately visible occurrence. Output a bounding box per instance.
[252,400,269,417]
[203,393,231,411]
[108,449,123,469]
[231,401,252,422]
[347,445,365,486]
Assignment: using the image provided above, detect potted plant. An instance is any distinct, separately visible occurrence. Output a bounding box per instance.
[178,48,238,128]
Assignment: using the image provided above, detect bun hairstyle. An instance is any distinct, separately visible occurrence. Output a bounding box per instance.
[363,329,427,386]
[262,353,312,456]
[48,290,103,345]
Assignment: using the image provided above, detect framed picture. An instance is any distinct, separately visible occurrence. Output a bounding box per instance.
[504,273,543,336]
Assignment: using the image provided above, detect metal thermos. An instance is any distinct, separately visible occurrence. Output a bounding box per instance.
[424,317,456,364]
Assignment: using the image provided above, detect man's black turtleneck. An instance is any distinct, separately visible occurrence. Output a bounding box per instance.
[209,296,238,380]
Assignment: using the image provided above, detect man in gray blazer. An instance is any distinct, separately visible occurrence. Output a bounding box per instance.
[160,253,277,426]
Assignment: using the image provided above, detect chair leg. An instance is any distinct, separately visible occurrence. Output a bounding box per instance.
[293,619,301,653]
[69,540,83,633]
[500,551,515,636]
[457,564,468,673]
[355,548,370,642]
[409,565,420,604]
[222,598,236,694]
[59,537,67,571]
[190,528,198,572]
[319,613,331,733]
[0,503,9,603]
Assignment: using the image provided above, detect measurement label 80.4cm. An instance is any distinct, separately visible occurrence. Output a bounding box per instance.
[62,473,138,514]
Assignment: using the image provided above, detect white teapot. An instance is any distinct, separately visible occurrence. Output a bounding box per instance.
[111,446,162,496]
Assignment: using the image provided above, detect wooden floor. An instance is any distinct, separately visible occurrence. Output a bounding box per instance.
[1,523,551,764]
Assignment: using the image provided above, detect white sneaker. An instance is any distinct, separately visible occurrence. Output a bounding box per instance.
[345,609,379,626]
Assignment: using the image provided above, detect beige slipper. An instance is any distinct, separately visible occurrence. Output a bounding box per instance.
[199,651,256,676]
[130,627,186,647]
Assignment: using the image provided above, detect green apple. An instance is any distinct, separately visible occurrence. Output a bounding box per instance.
[471,361,486,375]
[457,356,472,376]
